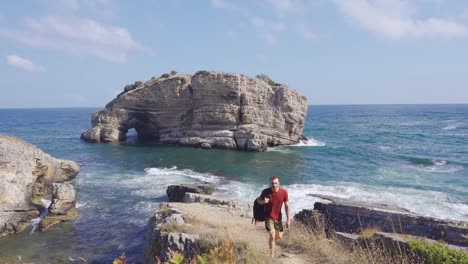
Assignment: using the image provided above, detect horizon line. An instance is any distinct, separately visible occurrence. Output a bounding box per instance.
[0,102,467,110]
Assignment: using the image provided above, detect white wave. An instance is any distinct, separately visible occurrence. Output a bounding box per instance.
[30,198,51,234]
[76,202,88,208]
[292,138,326,147]
[415,165,462,173]
[442,125,458,130]
[398,121,426,126]
[283,183,468,222]
[145,167,221,184]
[433,160,447,166]
[266,147,293,154]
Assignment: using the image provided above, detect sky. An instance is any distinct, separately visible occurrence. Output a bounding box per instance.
[1,0,468,108]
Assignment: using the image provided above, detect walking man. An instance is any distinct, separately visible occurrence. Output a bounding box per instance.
[256,176,290,258]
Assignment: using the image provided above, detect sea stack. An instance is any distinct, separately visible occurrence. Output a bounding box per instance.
[81,71,308,151]
[0,134,80,238]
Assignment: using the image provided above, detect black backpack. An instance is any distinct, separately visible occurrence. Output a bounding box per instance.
[252,188,271,224]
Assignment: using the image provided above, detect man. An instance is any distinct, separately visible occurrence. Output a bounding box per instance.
[256,176,290,258]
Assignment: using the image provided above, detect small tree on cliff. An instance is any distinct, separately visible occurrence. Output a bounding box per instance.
[256,74,276,87]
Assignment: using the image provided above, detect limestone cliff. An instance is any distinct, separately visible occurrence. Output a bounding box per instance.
[81,71,308,151]
[0,134,80,238]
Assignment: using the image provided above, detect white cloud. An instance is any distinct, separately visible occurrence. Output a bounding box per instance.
[296,24,317,40]
[6,55,46,72]
[250,17,286,44]
[335,0,468,39]
[0,16,147,62]
[263,0,303,17]
[42,0,118,19]
[251,17,266,29]
[211,0,238,10]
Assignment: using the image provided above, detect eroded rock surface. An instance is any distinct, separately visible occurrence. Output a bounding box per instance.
[81,71,308,151]
[166,184,215,202]
[296,198,468,247]
[0,134,80,237]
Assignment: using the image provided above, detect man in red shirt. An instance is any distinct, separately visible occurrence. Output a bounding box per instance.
[256,176,290,258]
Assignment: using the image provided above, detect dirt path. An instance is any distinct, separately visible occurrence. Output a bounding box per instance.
[172,203,307,263]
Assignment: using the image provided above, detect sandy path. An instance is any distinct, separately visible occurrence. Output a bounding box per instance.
[172,203,307,263]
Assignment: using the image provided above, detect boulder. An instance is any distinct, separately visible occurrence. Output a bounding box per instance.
[166,184,215,202]
[39,208,78,231]
[0,134,80,238]
[48,183,77,215]
[81,71,308,151]
[145,204,199,263]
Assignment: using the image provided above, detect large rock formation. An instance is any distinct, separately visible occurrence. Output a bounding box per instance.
[81,71,308,151]
[0,134,80,238]
[295,196,468,247]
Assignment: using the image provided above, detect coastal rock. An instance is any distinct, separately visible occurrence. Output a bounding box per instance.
[80,71,308,151]
[145,204,199,263]
[39,208,78,232]
[48,183,77,215]
[296,198,468,247]
[0,134,80,238]
[166,184,215,202]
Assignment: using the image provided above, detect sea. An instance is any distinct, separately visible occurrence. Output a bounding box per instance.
[0,104,466,263]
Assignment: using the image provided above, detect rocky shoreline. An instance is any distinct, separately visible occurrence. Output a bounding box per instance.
[1,134,466,262]
[145,184,467,263]
[0,134,80,238]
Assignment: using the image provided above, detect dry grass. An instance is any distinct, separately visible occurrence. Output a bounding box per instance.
[359,227,381,238]
[278,214,422,264]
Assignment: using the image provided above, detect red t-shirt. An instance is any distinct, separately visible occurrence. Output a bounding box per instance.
[260,187,288,221]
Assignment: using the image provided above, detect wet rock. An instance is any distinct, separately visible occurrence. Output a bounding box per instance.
[39,208,78,231]
[166,184,215,202]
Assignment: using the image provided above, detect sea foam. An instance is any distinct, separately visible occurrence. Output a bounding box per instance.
[292,137,326,147]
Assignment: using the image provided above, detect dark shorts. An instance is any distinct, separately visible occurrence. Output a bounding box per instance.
[265,219,284,232]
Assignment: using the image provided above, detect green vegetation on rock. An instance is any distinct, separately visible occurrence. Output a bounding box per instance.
[124,81,143,92]
[408,240,468,264]
[195,70,210,76]
[255,74,276,87]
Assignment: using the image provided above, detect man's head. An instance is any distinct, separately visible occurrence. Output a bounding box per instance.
[270,176,280,191]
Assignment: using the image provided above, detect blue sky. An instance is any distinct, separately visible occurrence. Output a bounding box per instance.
[1,0,468,108]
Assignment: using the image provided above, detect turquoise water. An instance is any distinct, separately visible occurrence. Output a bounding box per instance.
[0,105,466,263]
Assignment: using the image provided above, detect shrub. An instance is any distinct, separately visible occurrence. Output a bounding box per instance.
[151,76,156,80]
[408,240,468,264]
[170,70,177,75]
[195,70,209,76]
[256,74,276,87]
[123,81,143,92]
[160,73,170,78]
[113,252,127,264]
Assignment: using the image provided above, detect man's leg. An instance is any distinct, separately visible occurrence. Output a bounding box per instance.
[265,220,276,257]
[269,230,276,257]
[274,220,284,240]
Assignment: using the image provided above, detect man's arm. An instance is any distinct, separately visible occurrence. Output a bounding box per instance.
[285,200,290,228]
[256,190,269,205]
[256,196,269,205]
